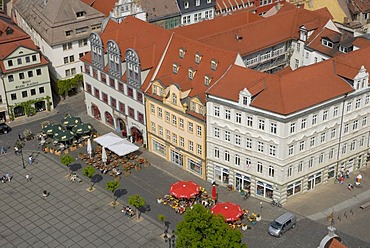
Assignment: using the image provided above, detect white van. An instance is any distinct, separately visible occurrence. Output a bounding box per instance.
[268,212,296,237]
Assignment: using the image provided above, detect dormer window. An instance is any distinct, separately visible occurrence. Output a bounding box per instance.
[188,68,195,80]
[172,93,177,104]
[195,53,202,64]
[76,11,86,18]
[211,60,218,70]
[6,27,13,35]
[184,1,189,9]
[299,26,307,41]
[179,48,185,58]
[204,75,211,86]
[173,64,179,74]
[322,39,333,48]
[339,45,348,53]
[196,0,200,6]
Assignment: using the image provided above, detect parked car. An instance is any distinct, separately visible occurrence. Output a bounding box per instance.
[0,123,11,134]
[268,212,296,237]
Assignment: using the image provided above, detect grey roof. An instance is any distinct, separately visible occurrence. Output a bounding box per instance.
[177,0,216,14]
[13,0,105,46]
[141,0,181,22]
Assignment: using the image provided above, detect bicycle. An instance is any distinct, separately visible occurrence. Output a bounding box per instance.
[271,199,282,207]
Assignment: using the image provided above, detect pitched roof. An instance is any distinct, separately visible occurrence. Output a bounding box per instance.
[13,0,105,45]
[0,13,29,44]
[175,4,331,56]
[304,0,347,23]
[81,0,116,16]
[333,45,370,79]
[207,59,354,115]
[141,0,181,22]
[146,33,241,103]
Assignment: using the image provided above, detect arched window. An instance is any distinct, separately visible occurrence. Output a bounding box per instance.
[89,33,104,69]
[107,40,122,77]
[125,49,141,87]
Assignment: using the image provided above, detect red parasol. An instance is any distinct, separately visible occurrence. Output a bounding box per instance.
[211,202,243,222]
[212,184,217,201]
[169,181,200,199]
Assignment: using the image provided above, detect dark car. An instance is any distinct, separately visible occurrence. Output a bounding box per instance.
[0,123,11,134]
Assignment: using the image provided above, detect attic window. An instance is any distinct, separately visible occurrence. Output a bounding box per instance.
[204,75,211,86]
[6,27,13,35]
[65,30,73,37]
[339,45,348,53]
[211,60,218,70]
[76,11,86,18]
[195,53,202,64]
[179,48,185,58]
[188,68,195,80]
[184,1,189,9]
[173,63,179,74]
[322,39,333,48]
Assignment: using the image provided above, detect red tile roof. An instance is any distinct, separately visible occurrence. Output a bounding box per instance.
[89,0,116,16]
[333,45,370,78]
[176,4,331,55]
[0,13,29,45]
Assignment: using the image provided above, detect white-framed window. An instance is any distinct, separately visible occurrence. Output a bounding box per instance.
[224,151,230,162]
[235,112,242,123]
[329,148,334,159]
[235,135,241,145]
[166,130,171,141]
[308,157,314,168]
[188,122,193,133]
[268,166,275,177]
[365,95,370,105]
[214,147,219,158]
[290,123,296,133]
[350,140,356,151]
[331,128,336,138]
[158,107,163,118]
[362,116,367,126]
[214,127,220,138]
[180,137,184,147]
[224,131,231,141]
[165,111,170,122]
[323,110,328,121]
[246,138,252,149]
[288,145,294,155]
[150,104,155,114]
[258,119,265,130]
[312,114,317,125]
[151,122,156,132]
[333,106,339,117]
[342,143,347,154]
[360,136,365,146]
[197,125,202,136]
[225,109,231,120]
[319,153,324,163]
[257,142,264,152]
[344,123,349,133]
[173,134,177,144]
[235,154,241,166]
[247,116,253,127]
[299,141,305,151]
[197,144,202,155]
[153,140,166,156]
[298,161,303,172]
[353,120,358,130]
[172,93,177,104]
[184,1,189,9]
[189,140,194,151]
[346,102,352,112]
[310,137,315,147]
[179,118,184,129]
[159,126,163,136]
[172,115,177,126]
[356,99,361,109]
[301,118,306,129]
[269,145,276,156]
[270,123,277,134]
[321,133,326,143]
[214,106,220,117]
[257,162,263,173]
[287,166,293,177]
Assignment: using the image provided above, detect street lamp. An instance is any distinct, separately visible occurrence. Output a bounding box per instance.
[164,229,176,248]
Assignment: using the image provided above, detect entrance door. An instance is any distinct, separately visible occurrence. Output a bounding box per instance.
[307,175,315,190]
[171,150,183,167]
[118,119,127,137]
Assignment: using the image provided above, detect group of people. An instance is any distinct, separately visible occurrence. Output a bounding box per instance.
[122,206,135,218]
[1,172,12,183]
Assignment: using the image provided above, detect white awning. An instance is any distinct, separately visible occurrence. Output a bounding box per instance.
[94,132,139,157]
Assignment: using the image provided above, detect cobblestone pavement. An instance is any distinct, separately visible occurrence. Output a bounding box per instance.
[4,92,370,247]
[0,152,165,248]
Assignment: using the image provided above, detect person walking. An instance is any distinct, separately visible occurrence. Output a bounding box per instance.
[28,155,34,165]
[25,174,31,182]
[43,190,49,198]
[339,175,345,185]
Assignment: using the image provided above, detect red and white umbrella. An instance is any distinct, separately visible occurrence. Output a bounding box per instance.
[169,181,200,199]
[211,202,243,222]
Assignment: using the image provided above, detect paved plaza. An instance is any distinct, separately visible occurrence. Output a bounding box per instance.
[0,153,165,248]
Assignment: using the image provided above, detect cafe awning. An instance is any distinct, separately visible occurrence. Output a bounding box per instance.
[94,132,139,157]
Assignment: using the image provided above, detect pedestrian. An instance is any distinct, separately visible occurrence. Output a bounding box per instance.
[28,155,34,165]
[18,133,22,141]
[43,190,49,198]
[340,175,344,185]
[345,169,350,179]
[25,174,31,182]
[348,183,353,190]
[1,146,6,154]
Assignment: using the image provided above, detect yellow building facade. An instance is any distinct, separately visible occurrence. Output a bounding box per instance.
[145,81,207,180]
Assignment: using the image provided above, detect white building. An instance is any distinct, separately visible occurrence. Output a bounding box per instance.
[12,0,105,81]
[206,48,370,203]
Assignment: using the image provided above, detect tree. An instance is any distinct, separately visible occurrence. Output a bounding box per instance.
[57,74,83,99]
[60,154,75,176]
[158,214,166,229]
[106,181,120,205]
[82,166,96,191]
[128,194,146,219]
[175,204,247,248]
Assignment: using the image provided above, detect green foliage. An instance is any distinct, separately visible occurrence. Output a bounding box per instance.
[106,181,120,194]
[57,74,83,98]
[82,166,95,178]
[60,155,74,167]
[129,194,146,209]
[175,204,247,248]
[158,214,165,223]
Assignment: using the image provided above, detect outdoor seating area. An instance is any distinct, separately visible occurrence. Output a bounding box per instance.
[40,114,96,155]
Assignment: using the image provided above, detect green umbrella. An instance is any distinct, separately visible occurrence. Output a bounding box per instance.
[54,130,75,142]
[72,123,93,135]
[62,116,81,128]
[42,124,64,136]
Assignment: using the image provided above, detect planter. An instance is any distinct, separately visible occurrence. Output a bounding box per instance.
[70,146,77,151]
[135,165,142,171]
[256,215,261,222]
[157,198,162,204]
[124,170,131,176]
[50,148,55,153]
